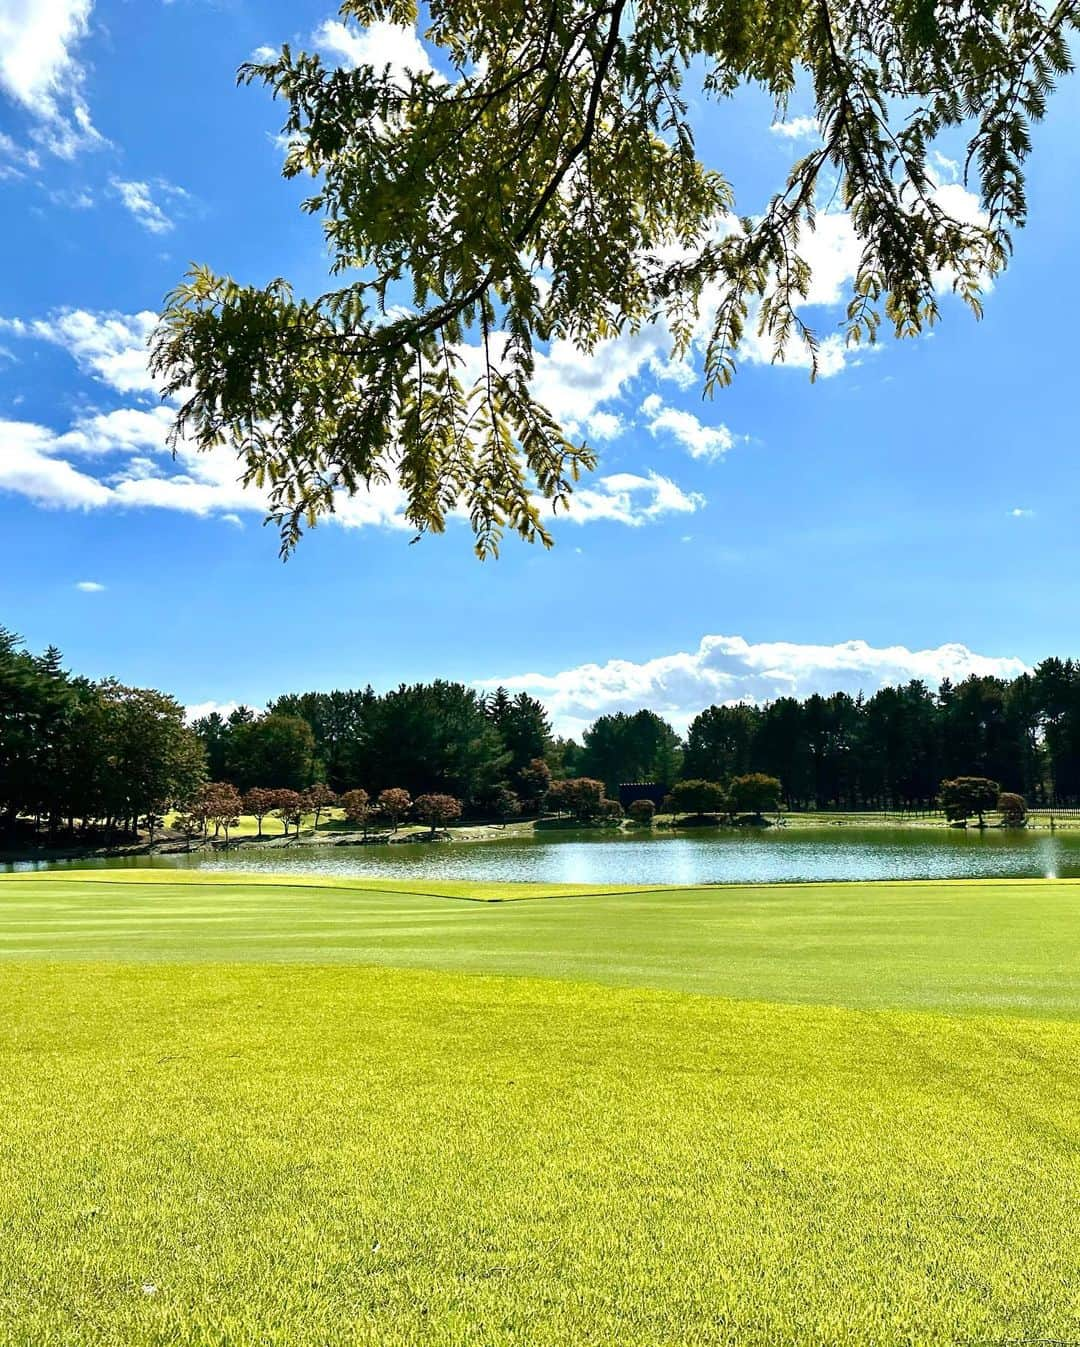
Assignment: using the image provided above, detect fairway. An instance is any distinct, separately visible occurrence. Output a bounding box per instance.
[1,872,1078,1345]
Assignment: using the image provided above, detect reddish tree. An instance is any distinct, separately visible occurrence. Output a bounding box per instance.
[940,777,1000,826]
[271,788,304,837]
[339,788,372,835]
[303,782,337,828]
[242,786,277,838]
[516,758,552,813]
[198,782,242,842]
[547,777,604,822]
[377,787,412,833]
[414,793,462,837]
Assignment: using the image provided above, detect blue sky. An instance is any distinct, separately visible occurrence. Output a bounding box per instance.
[0,1,1077,735]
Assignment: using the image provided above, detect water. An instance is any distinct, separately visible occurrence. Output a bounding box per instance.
[7,826,1080,885]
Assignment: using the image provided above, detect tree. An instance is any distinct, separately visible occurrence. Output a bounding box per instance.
[581,711,681,795]
[268,688,375,791]
[997,791,1028,826]
[516,757,551,814]
[376,787,411,833]
[489,786,521,826]
[339,787,372,834]
[414,792,463,838]
[683,704,758,783]
[152,1,1074,556]
[191,711,230,781]
[547,777,604,822]
[486,690,553,776]
[358,682,508,804]
[229,714,317,793]
[669,779,727,820]
[195,782,242,843]
[242,786,278,838]
[172,809,205,849]
[85,682,205,841]
[271,788,304,837]
[628,798,656,827]
[727,773,782,818]
[303,782,337,829]
[940,776,1000,826]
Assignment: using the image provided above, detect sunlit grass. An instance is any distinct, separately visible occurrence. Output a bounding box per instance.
[0,873,1077,1345]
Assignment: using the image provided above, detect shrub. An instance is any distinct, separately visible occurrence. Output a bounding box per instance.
[727,773,782,817]
[669,779,727,818]
[997,791,1028,826]
[628,798,656,826]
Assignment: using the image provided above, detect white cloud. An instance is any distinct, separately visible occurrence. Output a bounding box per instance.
[0,0,103,156]
[111,177,188,234]
[0,410,261,520]
[769,116,820,142]
[455,319,696,438]
[479,635,1031,738]
[74,579,104,591]
[0,419,112,509]
[559,471,704,527]
[0,129,40,176]
[526,324,675,429]
[313,18,432,78]
[48,185,94,208]
[739,322,852,378]
[184,699,240,725]
[929,151,960,185]
[584,411,624,442]
[640,394,735,462]
[1010,507,1034,518]
[58,405,174,453]
[1,308,159,394]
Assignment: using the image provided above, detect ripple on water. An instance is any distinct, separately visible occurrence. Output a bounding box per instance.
[12,826,1079,885]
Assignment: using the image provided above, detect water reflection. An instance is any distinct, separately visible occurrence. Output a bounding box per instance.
[9,826,1080,885]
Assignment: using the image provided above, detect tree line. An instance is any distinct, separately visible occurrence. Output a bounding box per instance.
[0,629,202,842]
[194,661,1080,813]
[7,625,1080,844]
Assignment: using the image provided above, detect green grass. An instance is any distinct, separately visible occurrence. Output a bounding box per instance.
[1,871,1078,1345]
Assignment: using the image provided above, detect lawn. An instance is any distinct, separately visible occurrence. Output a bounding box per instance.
[0,872,1077,1346]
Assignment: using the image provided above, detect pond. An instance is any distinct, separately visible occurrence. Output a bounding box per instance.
[6,825,1080,885]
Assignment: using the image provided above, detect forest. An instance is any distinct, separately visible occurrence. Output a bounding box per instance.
[4,625,1080,841]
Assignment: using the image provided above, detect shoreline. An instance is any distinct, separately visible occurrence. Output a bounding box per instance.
[1,810,1070,865]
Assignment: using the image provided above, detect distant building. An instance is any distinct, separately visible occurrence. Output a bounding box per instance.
[618,782,667,810]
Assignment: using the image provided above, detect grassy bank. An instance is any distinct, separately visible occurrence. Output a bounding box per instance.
[0,872,1077,1345]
